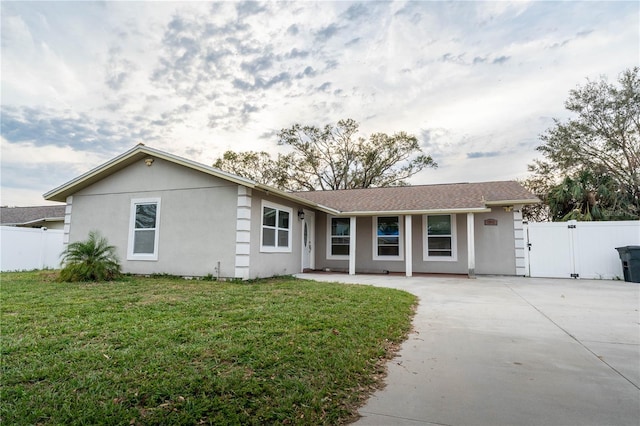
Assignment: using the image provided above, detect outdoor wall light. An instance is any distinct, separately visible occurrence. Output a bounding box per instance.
[144,158,154,166]
[298,210,305,220]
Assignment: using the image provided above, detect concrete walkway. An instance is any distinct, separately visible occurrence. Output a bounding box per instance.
[297,273,640,426]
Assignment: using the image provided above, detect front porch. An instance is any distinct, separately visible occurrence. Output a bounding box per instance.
[327,213,480,279]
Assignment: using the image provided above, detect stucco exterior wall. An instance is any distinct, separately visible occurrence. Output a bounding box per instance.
[248,191,306,279]
[412,214,469,274]
[474,209,517,275]
[68,157,238,277]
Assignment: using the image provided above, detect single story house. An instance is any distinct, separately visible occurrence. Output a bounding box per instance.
[1,205,66,229]
[44,144,538,279]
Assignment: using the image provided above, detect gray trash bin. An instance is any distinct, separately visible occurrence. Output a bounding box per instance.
[615,246,640,283]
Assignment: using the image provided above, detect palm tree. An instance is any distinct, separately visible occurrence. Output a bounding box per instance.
[58,231,121,282]
[547,170,637,221]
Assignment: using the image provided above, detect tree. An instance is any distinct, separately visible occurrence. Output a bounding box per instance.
[524,67,640,221]
[212,150,292,189]
[58,230,121,282]
[546,169,635,221]
[213,119,437,191]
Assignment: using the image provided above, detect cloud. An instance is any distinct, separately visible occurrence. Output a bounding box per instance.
[286,48,309,59]
[1,138,108,202]
[241,54,275,74]
[1,106,152,153]
[343,4,370,21]
[317,82,332,92]
[467,151,501,159]
[492,55,510,64]
[315,23,341,41]
[235,1,267,19]
[345,37,361,47]
[105,47,136,90]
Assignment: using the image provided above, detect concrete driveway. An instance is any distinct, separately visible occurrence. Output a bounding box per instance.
[297,274,640,426]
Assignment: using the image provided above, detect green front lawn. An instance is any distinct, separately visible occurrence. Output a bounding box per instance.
[1,272,416,425]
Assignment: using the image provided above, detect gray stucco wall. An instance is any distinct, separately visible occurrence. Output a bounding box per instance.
[314,209,517,275]
[474,209,517,275]
[68,157,238,277]
[247,191,305,279]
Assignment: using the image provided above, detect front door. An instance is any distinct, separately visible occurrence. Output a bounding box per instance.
[302,210,315,271]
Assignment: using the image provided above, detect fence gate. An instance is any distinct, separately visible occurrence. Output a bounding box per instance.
[526,222,576,278]
[525,220,640,280]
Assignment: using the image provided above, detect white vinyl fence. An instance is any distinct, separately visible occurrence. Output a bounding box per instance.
[524,220,640,280]
[1,226,65,271]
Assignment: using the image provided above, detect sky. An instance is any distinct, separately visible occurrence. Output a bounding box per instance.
[1,1,638,206]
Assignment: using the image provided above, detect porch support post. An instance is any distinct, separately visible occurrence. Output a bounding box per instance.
[349,216,357,275]
[405,215,413,277]
[467,212,476,279]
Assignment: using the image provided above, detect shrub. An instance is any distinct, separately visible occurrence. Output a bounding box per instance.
[58,231,121,282]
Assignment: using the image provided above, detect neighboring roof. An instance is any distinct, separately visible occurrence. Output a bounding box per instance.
[43,145,339,214]
[293,181,539,215]
[1,205,66,226]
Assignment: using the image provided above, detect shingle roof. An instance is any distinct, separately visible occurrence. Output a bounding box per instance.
[293,181,538,214]
[0,205,66,226]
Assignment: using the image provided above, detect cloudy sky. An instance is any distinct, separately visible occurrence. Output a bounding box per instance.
[1,1,638,206]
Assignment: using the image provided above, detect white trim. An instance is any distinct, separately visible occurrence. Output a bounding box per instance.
[372,215,404,261]
[326,215,351,260]
[349,216,357,275]
[63,196,72,245]
[467,212,476,278]
[301,209,316,271]
[235,187,252,279]
[405,215,413,277]
[423,214,458,262]
[340,207,492,216]
[259,200,292,253]
[127,197,161,261]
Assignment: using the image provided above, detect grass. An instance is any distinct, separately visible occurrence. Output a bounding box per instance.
[1,271,417,425]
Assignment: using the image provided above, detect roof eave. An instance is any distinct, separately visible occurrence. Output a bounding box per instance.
[21,217,65,225]
[256,185,341,215]
[333,207,493,216]
[485,199,540,206]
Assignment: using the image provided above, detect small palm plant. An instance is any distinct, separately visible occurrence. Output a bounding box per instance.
[58,230,122,282]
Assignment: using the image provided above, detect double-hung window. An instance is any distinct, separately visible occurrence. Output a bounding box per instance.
[328,217,350,259]
[261,201,292,252]
[373,216,403,260]
[128,198,161,260]
[424,214,457,261]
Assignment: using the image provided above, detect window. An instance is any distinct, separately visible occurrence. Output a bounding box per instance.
[424,214,457,261]
[261,201,292,252]
[373,216,403,260]
[128,198,160,260]
[327,217,350,259]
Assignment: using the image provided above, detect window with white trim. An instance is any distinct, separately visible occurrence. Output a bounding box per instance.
[128,198,161,260]
[327,216,350,259]
[373,216,403,260]
[261,201,292,252]
[424,214,457,261]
